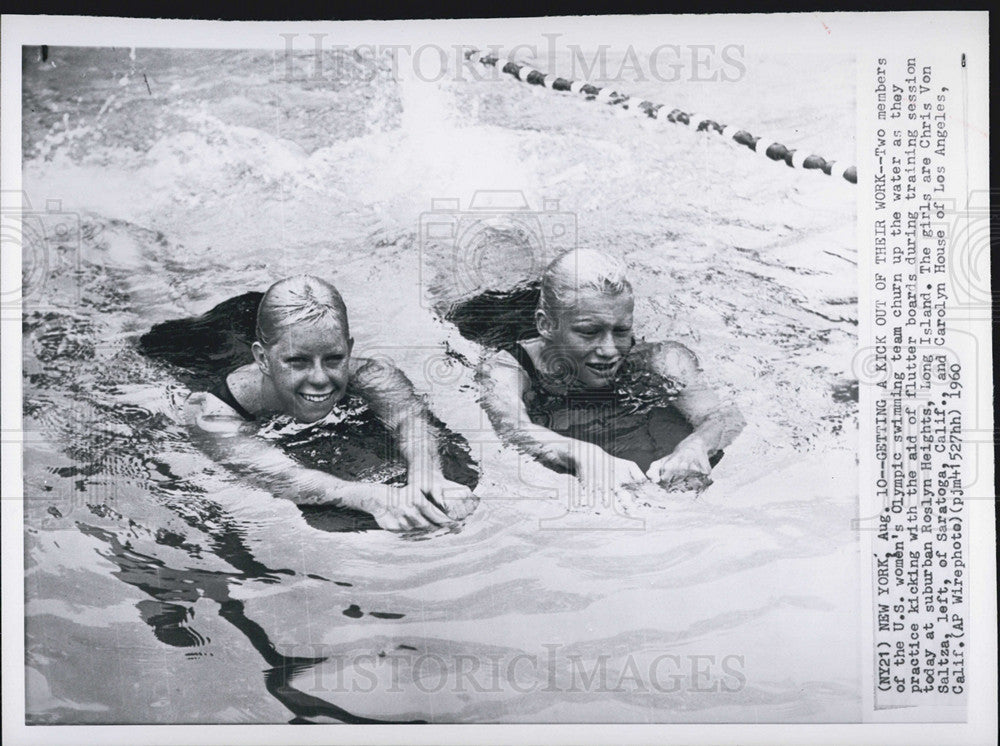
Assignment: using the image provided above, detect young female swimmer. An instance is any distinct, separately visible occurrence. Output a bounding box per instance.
[477,249,746,493]
[183,275,478,532]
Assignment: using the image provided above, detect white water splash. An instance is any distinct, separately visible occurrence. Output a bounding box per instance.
[384,61,542,216]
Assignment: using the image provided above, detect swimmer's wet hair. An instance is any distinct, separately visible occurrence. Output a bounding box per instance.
[256,275,350,346]
[538,249,632,316]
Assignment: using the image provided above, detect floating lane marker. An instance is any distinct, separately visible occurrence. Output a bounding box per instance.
[465,49,857,185]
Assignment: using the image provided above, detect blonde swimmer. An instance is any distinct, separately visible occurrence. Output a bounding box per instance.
[477,249,746,496]
[184,275,478,532]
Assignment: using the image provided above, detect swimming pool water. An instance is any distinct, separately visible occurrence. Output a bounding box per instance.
[22,45,858,723]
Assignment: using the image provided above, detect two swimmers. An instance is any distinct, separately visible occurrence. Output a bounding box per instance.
[185,251,746,532]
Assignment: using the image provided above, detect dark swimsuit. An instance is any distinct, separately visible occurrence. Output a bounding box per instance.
[209,374,256,421]
[505,342,721,473]
[205,370,480,489]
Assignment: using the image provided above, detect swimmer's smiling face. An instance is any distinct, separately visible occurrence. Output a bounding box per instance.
[253,317,354,423]
[538,287,634,388]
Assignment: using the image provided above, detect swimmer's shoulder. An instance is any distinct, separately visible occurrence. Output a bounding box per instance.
[188,364,261,428]
[349,355,385,375]
[224,365,265,412]
[478,339,540,384]
[348,355,402,391]
[631,340,701,385]
[515,337,544,361]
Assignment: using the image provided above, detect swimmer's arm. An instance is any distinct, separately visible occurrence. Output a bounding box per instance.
[475,351,578,473]
[182,392,376,510]
[645,343,746,455]
[349,358,477,520]
[478,352,648,488]
[348,357,441,475]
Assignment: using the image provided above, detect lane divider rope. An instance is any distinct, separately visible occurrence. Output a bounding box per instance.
[465,49,857,185]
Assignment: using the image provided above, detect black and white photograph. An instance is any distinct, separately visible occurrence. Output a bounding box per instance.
[1,11,993,744]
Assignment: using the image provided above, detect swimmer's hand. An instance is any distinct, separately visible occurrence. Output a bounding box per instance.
[357,483,458,533]
[413,470,479,521]
[428,481,479,521]
[570,441,647,491]
[646,436,713,492]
